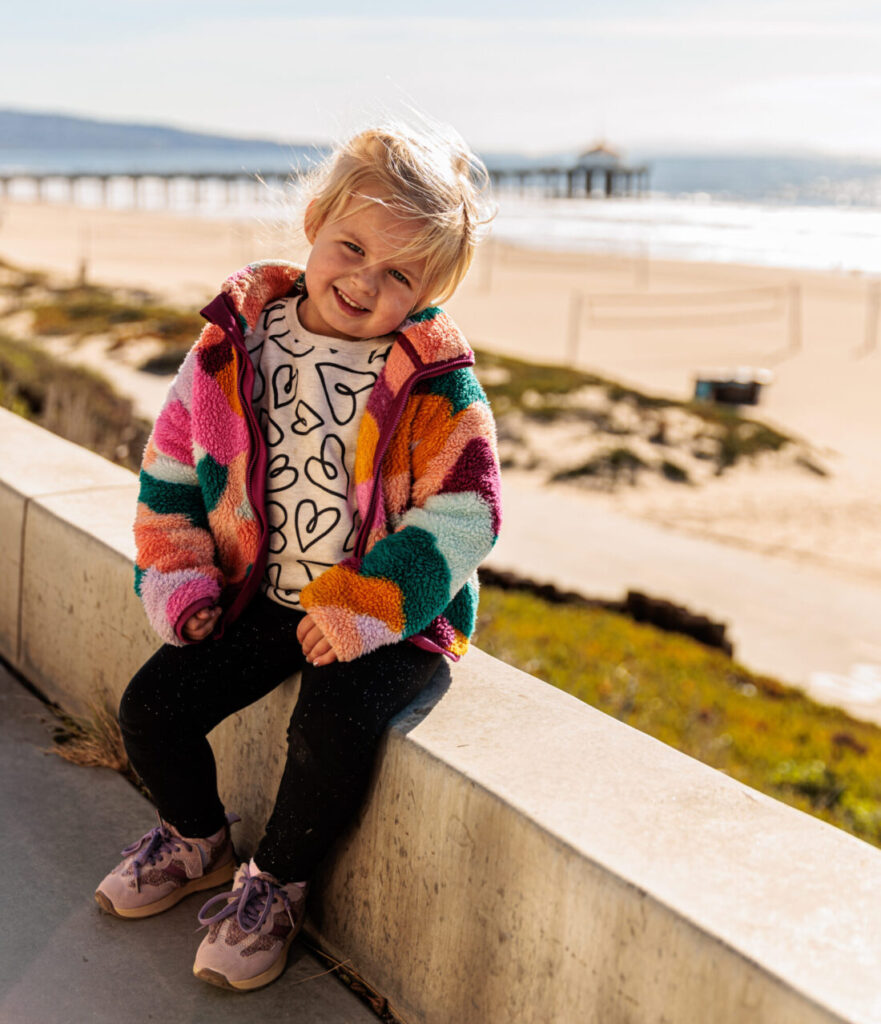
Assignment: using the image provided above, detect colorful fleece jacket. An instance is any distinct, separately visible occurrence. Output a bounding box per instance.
[134,260,502,661]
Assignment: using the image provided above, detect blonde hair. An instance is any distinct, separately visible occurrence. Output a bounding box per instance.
[302,121,495,308]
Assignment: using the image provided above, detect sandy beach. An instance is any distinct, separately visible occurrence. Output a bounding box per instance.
[1,197,880,596]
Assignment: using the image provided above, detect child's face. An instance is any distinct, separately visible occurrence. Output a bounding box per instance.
[299,196,429,341]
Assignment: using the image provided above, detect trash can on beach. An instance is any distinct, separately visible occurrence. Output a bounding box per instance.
[694,367,773,406]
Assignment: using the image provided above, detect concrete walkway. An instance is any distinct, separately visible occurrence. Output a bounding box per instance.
[489,474,881,722]
[0,665,379,1024]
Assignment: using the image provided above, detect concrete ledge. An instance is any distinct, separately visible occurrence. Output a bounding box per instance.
[0,409,156,705]
[314,652,881,1024]
[3,408,881,1023]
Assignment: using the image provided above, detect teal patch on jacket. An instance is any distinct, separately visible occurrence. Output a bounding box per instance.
[138,471,208,529]
[423,367,488,417]
[196,453,228,515]
[444,575,479,636]
[133,564,146,596]
[409,306,441,324]
[361,525,451,633]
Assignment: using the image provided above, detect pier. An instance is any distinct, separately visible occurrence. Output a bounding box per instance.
[0,143,649,209]
[487,162,650,198]
[0,169,295,208]
[487,142,650,198]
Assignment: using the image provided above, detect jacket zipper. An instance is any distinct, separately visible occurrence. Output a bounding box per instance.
[200,294,270,631]
[202,292,474,643]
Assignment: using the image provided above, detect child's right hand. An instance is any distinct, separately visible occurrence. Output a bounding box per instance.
[183,605,221,642]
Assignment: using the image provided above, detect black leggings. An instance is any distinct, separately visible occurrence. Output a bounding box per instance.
[118,594,442,882]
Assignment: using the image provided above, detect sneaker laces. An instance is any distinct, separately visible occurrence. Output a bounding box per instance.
[120,817,194,892]
[120,811,238,892]
[197,863,302,934]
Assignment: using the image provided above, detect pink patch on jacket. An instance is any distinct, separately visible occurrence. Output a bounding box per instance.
[355,479,375,515]
[139,567,221,646]
[305,606,364,662]
[152,400,195,467]
[172,348,197,412]
[166,575,223,633]
[402,312,469,364]
[190,364,249,465]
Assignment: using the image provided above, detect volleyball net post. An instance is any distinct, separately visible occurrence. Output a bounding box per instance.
[856,280,880,358]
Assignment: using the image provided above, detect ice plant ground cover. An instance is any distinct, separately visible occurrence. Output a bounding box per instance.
[476,584,881,851]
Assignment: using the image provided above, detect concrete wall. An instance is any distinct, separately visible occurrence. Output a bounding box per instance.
[3,405,881,1024]
[0,409,157,699]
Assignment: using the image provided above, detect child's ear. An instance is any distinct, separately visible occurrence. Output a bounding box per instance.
[304,201,320,244]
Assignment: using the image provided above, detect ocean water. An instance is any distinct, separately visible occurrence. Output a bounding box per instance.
[490,193,881,275]
[2,146,880,275]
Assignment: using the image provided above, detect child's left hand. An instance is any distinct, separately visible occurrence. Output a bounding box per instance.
[297,613,338,667]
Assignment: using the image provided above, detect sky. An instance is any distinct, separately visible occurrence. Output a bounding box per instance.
[3,1,881,157]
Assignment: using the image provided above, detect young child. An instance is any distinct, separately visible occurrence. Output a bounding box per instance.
[95,123,502,992]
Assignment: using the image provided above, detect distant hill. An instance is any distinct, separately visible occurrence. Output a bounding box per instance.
[4,109,879,204]
[0,108,311,154]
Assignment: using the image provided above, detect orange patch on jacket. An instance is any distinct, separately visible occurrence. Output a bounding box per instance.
[354,414,380,485]
[409,394,457,471]
[134,508,218,573]
[213,358,243,417]
[142,438,158,468]
[302,567,405,634]
[383,345,417,395]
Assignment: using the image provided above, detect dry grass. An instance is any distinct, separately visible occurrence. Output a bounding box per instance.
[300,939,407,1023]
[47,697,130,775]
[0,332,152,471]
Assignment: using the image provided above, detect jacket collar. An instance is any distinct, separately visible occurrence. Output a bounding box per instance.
[217,260,474,374]
[220,260,305,332]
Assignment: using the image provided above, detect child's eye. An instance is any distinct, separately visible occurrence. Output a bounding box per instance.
[389,269,410,286]
[343,241,364,255]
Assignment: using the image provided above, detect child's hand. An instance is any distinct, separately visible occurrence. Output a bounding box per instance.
[297,613,338,667]
[183,605,221,642]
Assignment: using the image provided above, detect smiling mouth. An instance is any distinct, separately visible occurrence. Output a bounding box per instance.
[334,287,369,314]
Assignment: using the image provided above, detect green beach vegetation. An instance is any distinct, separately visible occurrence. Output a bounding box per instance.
[476,583,881,850]
[0,258,202,351]
[0,332,151,471]
[474,349,814,481]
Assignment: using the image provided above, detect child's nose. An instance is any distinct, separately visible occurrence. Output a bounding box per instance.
[352,267,378,296]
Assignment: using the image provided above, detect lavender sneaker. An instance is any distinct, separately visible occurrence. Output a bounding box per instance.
[95,813,238,919]
[193,860,307,991]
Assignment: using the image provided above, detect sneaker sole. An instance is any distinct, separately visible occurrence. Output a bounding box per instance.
[193,930,295,991]
[94,860,236,919]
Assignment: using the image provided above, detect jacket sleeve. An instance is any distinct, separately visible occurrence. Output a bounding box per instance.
[299,367,502,661]
[133,347,223,645]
